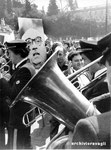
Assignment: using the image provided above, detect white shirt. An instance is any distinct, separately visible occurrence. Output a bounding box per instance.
[78,74,90,89]
[70,67,90,89]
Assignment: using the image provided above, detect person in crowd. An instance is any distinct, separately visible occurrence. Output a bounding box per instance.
[22,28,52,149]
[22,28,48,117]
[63,40,73,60]
[45,38,53,53]
[62,40,71,55]
[81,51,105,80]
[67,50,91,89]
[81,45,109,113]
[22,28,47,72]
[0,39,35,149]
[68,46,111,149]
[56,45,68,73]
[49,41,69,71]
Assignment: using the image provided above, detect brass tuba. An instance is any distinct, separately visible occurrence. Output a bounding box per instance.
[10,51,100,130]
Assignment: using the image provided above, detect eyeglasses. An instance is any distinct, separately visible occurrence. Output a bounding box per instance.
[26,36,43,46]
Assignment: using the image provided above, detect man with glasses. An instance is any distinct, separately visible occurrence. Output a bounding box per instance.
[22,28,52,149]
[22,28,47,71]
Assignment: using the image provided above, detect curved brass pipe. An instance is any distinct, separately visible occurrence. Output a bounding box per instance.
[22,106,45,127]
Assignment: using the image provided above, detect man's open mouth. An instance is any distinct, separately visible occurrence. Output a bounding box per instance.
[33,52,40,56]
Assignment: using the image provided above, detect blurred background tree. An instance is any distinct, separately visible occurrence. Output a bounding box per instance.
[47,0,60,16]
[0,0,110,39]
[0,0,5,19]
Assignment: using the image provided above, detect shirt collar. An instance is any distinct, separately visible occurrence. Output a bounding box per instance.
[16,57,28,68]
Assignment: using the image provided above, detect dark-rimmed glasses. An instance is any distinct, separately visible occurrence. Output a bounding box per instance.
[26,36,42,46]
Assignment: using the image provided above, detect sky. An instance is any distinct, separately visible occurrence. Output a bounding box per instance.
[32,0,109,12]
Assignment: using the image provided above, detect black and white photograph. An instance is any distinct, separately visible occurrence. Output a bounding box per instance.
[0,0,111,149]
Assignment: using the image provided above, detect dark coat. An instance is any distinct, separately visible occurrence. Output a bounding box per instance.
[71,111,111,149]
[0,59,35,129]
[83,79,110,113]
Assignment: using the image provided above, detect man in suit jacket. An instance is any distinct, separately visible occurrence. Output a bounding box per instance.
[70,45,111,149]
[0,39,35,149]
[71,111,110,149]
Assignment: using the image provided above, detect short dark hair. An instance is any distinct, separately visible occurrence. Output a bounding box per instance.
[68,50,82,61]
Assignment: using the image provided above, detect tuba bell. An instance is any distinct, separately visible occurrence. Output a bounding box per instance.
[10,51,100,130]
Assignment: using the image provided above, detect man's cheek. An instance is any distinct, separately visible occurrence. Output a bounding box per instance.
[29,50,34,56]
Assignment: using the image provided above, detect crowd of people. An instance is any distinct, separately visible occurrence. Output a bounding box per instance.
[0,28,110,149]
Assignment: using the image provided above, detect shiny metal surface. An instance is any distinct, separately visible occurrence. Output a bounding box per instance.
[22,106,45,127]
[0,60,11,79]
[11,51,100,130]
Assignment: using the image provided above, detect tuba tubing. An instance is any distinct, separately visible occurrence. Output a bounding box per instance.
[22,106,45,127]
[10,51,101,130]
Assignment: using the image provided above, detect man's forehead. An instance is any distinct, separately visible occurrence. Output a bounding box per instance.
[72,54,82,60]
[22,28,45,41]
